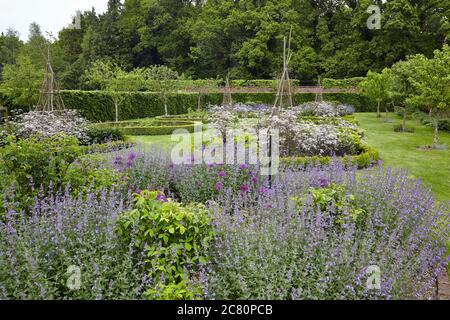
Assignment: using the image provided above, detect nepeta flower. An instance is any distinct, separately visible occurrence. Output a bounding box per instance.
[215,182,224,192]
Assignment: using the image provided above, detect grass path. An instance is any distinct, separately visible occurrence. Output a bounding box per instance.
[354,113,450,202]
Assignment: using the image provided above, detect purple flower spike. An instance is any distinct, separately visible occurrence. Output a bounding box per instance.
[319,178,330,188]
[215,182,224,192]
[239,164,249,170]
[128,152,137,161]
[218,171,226,178]
[259,187,269,194]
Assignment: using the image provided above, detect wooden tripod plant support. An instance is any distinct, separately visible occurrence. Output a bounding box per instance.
[35,44,65,112]
[272,29,294,115]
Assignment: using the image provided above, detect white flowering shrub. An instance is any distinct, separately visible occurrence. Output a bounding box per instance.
[207,103,270,114]
[267,108,363,157]
[207,110,238,136]
[10,110,89,142]
[297,102,355,117]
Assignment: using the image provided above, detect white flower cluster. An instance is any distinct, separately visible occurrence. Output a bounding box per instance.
[267,108,361,157]
[297,102,355,117]
[207,110,237,134]
[10,110,89,141]
[207,103,270,114]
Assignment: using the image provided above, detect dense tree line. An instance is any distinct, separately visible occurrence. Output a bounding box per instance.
[0,0,449,91]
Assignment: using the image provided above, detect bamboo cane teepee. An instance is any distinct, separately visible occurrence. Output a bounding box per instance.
[272,29,294,115]
[222,74,233,108]
[315,75,324,103]
[35,43,65,112]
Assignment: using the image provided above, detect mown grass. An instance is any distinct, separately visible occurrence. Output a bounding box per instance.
[354,113,449,202]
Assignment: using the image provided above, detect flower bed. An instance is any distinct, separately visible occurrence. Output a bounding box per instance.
[0,145,448,299]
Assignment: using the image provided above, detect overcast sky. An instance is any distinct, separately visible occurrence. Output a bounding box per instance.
[0,0,108,40]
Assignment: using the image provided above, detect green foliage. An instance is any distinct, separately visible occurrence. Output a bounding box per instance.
[322,77,365,89]
[0,54,43,109]
[291,183,367,227]
[359,69,394,117]
[63,155,122,195]
[117,191,212,300]
[0,135,82,208]
[84,126,124,145]
[95,119,199,136]
[281,145,379,170]
[230,79,300,89]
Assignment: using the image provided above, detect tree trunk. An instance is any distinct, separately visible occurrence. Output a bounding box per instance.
[198,94,201,111]
[377,101,381,118]
[402,108,407,132]
[115,100,119,123]
[433,117,439,148]
[164,100,169,117]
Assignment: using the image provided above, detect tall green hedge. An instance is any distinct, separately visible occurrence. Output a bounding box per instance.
[322,77,365,89]
[59,90,372,122]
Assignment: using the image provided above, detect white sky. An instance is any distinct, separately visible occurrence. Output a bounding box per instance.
[0,0,109,40]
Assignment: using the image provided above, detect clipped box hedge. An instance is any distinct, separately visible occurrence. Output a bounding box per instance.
[322,77,365,89]
[281,145,379,169]
[59,90,373,122]
[94,119,200,136]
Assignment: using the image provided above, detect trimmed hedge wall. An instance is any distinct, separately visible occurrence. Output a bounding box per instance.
[322,77,365,89]
[60,90,373,122]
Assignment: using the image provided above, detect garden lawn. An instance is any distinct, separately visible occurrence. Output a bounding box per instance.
[354,113,450,202]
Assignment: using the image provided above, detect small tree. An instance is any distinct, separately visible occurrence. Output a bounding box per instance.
[359,70,391,118]
[83,61,144,122]
[0,55,43,110]
[407,46,450,148]
[389,58,420,132]
[144,65,180,117]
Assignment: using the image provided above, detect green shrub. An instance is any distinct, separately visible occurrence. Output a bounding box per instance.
[117,191,212,300]
[322,77,365,89]
[94,119,200,136]
[84,126,124,145]
[0,135,82,209]
[0,128,10,147]
[281,145,379,169]
[420,117,450,132]
[63,155,122,195]
[291,183,367,227]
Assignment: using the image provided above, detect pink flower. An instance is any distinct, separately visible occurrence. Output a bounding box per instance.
[218,171,226,178]
[240,184,250,193]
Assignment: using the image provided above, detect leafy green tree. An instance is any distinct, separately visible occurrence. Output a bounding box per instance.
[406,45,450,148]
[359,69,392,118]
[0,29,23,79]
[82,60,145,122]
[0,55,43,109]
[143,65,180,116]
